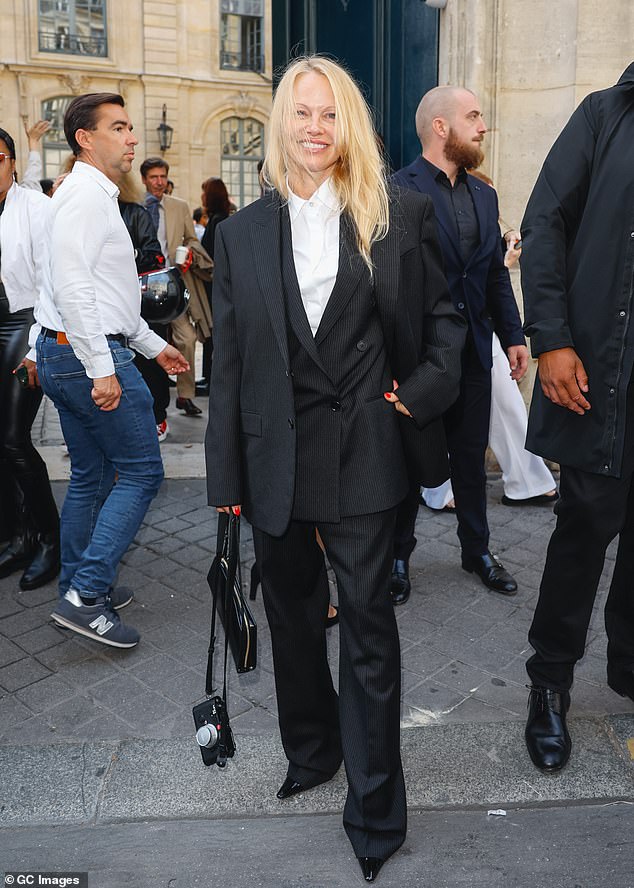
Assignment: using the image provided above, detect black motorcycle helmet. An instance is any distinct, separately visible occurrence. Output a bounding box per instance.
[139,266,189,323]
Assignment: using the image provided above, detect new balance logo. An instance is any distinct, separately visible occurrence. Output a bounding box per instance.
[89,615,114,636]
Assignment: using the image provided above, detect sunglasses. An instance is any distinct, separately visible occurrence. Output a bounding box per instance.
[0,153,15,163]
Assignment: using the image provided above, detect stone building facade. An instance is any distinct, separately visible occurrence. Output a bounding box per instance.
[438,0,634,237]
[1,0,273,210]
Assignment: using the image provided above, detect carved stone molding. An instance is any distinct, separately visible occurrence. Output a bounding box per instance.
[58,73,90,95]
[230,91,256,117]
[17,73,29,101]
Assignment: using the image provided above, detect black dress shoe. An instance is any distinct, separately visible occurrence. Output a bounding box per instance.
[0,537,36,579]
[358,857,384,882]
[607,666,634,702]
[390,558,411,606]
[525,686,571,772]
[501,492,559,507]
[19,536,60,591]
[461,551,518,595]
[175,397,202,416]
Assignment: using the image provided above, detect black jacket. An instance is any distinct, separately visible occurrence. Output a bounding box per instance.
[392,157,525,370]
[205,188,467,536]
[522,62,634,476]
[119,201,165,273]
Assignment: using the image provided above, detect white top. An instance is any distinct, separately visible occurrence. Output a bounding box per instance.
[37,161,165,378]
[287,178,340,336]
[20,151,44,192]
[0,182,50,312]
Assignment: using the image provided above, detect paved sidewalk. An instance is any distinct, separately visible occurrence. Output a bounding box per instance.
[0,399,634,888]
[0,473,632,745]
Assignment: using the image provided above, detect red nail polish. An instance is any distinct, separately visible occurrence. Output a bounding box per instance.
[384,392,391,400]
[234,506,241,516]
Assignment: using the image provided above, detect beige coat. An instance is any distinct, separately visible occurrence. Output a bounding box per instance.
[162,194,213,340]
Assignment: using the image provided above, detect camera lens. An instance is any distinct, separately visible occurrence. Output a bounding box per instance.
[196,723,219,748]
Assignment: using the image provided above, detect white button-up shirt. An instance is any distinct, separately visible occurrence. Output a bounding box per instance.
[36,161,165,378]
[288,178,341,336]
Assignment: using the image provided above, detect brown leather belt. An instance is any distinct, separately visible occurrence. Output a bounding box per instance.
[42,328,127,347]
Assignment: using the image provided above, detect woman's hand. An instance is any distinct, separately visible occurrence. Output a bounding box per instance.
[217,506,241,516]
[383,379,412,418]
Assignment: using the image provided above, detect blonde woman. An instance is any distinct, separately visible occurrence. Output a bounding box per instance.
[205,56,466,881]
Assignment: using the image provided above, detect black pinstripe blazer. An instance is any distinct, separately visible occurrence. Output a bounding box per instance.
[205,187,467,537]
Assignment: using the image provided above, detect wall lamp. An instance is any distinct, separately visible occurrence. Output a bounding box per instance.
[157,104,174,153]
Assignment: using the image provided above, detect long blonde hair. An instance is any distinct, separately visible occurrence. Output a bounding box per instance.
[262,56,389,270]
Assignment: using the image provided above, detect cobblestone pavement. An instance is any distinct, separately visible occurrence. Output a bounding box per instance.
[1,474,630,748]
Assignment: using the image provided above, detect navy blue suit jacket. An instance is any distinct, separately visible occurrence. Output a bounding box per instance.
[393,156,525,369]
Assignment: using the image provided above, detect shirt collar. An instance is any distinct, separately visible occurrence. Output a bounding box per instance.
[422,156,468,188]
[287,177,340,222]
[73,161,120,199]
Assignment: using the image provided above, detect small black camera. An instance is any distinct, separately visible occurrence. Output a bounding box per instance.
[193,696,236,767]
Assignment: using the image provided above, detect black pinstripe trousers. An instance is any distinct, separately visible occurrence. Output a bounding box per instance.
[253,507,407,859]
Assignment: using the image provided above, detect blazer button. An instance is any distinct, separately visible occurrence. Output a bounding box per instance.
[356,340,368,351]
[462,272,468,279]
[458,302,465,310]
[288,418,294,429]
[330,400,341,412]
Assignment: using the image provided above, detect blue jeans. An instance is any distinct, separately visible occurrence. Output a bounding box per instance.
[37,335,164,599]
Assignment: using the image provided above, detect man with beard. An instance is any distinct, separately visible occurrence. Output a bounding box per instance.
[390,86,528,603]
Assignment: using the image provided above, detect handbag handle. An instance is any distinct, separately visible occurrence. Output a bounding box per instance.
[205,512,240,699]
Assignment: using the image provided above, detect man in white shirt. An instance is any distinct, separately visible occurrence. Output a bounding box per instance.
[35,92,189,649]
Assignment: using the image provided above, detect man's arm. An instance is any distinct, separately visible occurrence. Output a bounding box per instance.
[50,191,115,380]
[19,121,51,191]
[521,98,597,357]
[485,190,526,352]
[521,98,598,413]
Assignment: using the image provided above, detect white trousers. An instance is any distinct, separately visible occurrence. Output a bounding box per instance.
[423,334,555,509]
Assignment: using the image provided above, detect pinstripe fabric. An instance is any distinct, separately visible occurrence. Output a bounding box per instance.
[205,187,466,861]
[205,189,467,534]
[281,207,409,522]
[254,508,405,860]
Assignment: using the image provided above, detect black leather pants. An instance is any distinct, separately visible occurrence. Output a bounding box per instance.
[0,296,59,541]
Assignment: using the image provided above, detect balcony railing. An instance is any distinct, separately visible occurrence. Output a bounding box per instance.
[220,49,264,73]
[39,30,107,57]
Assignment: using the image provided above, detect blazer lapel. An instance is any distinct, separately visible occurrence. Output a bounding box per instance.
[249,195,291,371]
[314,214,367,345]
[406,159,463,268]
[279,206,332,379]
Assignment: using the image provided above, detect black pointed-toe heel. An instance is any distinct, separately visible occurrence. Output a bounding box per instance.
[276,776,305,799]
[358,857,384,882]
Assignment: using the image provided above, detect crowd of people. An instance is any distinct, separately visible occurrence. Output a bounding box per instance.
[1,55,633,883]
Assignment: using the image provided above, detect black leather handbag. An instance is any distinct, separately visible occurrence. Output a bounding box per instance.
[207,512,257,674]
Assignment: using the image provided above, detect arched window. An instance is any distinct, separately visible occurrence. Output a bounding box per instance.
[39,0,107,56]
[41,96,74,178]
[220,117,264,209]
